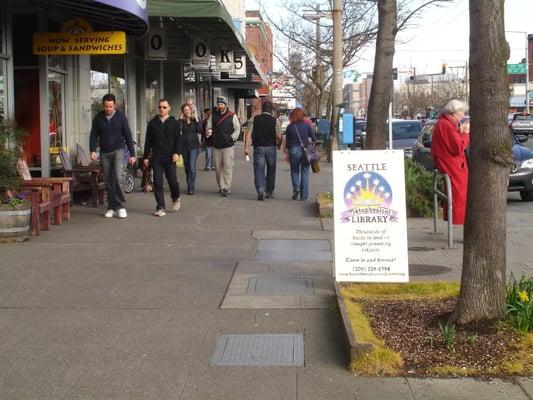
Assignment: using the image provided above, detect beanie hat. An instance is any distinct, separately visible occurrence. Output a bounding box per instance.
[216,96,228,105]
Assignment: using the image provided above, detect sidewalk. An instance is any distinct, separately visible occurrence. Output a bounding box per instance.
[0,143,531,399]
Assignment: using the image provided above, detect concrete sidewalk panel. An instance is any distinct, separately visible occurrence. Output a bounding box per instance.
[407,378,529,400]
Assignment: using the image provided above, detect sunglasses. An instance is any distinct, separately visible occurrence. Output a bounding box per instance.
[158,106,168,109]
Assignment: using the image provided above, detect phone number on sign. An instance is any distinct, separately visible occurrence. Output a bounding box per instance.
[352,266,391,272]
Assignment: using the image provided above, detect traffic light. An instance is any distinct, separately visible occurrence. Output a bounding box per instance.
[442,63,447,74]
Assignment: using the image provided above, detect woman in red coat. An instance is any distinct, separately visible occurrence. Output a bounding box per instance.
[430,99,470,225]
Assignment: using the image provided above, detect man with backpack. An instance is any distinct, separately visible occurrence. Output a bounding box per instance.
[205,96,241,197]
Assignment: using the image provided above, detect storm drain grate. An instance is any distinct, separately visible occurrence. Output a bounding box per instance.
[211,334,304,367]
[247,277,314,294]
[255,239,332,262]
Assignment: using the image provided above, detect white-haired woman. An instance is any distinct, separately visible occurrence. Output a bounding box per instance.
[430,99,470,225]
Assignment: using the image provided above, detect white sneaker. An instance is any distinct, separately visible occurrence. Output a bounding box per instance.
[172,198,181,211]
[104,210,116,218]
[154,209,166,217]
[117,208,127,218]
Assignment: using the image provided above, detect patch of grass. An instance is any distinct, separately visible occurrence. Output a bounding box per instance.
[340,282,460,301]
[343,301,403,375]
[317,192,333,204]
[497,332,533,375]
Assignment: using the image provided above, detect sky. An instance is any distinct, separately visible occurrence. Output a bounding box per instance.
[245,0,533,80]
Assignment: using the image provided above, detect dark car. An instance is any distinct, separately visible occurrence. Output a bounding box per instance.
[510,113,533,136]
[353,119,366,148]
[357,119,422,153]
[412,120,533,201]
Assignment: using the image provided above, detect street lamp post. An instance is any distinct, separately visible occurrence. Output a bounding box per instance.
[331,0,342,153]
[507,31,529,113]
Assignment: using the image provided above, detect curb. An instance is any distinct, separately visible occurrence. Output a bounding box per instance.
[334,282,375,366]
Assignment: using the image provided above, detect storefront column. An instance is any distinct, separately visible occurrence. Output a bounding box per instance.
[38,11,50,177]
[126,38,138,144]
[163,60,181,112]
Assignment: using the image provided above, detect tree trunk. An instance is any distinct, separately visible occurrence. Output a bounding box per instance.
[451,0,510,324]
[365,0,396,149]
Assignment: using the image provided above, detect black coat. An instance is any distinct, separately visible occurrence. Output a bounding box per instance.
[143,116,181,158]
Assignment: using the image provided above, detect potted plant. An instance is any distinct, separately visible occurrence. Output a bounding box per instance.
[0,120,31,242]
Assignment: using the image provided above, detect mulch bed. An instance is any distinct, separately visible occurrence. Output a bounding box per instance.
[361,297,524,377]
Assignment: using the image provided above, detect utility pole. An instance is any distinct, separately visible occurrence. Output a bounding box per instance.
[315,3,321,117]
[331,0,342,153]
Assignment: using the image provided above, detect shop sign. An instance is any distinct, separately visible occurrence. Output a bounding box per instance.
[216,48,234,73]
[191,38,210,68]
[333,150,409,282]
[33,31,126,55]
[229,54,246,78]
[146,28,166,60]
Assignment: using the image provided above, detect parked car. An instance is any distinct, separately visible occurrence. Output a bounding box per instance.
[359,119,422,155]
[510,113,533,136]
[412,119,533,201]
[352,119,366,148]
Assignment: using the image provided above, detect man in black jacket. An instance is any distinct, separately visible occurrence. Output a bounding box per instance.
[90,93,136,219]
[143,98,181,217]
[244,101,282,200]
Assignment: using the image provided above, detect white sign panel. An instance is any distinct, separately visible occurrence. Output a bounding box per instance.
[229,54,246,78]
[191,38,210,67]
[216,48,234,72]
[146,29,166,60]
[333,150,409,282]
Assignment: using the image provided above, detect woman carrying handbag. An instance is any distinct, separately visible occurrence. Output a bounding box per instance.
[283,107,317,201]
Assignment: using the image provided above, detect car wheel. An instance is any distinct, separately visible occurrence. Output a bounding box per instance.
[519,190,533,201]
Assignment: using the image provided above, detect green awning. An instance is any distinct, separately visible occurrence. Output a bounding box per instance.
[148,0,267,85]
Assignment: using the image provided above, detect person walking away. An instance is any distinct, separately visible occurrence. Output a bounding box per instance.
[90,93,136,219]
[143,98,182,217]
[201,108,214,171]
[283,107,316,201]
[205,96,241,197]
[179,103,202,195]
[430,99,470,225]
[244,101,282,200]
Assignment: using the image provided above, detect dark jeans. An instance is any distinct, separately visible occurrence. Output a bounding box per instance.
[289,146,310,200]
[152,156,180,210]
[101,149,125,210]
[182,148,199,192]
[253,146,277,194]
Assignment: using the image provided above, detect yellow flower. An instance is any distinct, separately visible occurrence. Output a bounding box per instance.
[518,291,529,303]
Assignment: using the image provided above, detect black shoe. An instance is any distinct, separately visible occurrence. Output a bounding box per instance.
[292,190,300,200]
[187,190,194,195]
[204,167,210,171]
[257,192,265,201]
[211,167,215,171]
[222,188,229,197]
[266,192,275,199]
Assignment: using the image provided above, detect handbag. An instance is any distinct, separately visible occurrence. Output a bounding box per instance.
[295,125,321,167]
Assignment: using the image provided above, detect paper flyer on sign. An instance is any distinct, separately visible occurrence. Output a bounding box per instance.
[333,150,409,282]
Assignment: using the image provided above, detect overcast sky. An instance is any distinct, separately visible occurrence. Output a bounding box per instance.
[245,0,533,78]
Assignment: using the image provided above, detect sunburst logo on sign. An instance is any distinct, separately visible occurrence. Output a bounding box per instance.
[344,171,392,209]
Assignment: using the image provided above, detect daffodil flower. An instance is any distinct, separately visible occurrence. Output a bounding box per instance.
[518,290,529,303]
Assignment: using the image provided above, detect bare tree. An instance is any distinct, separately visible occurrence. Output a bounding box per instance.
[450,0,510,324]
[262,0,378,116]
[365,0,451,149]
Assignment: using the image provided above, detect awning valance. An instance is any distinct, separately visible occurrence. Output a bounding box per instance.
[148,0,267,85]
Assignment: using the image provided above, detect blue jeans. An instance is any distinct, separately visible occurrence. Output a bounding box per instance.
[289,147,310,200]
[183,148,199,192]
[253,146,277,194]
[204,145,213,169]
[101,148,126,210]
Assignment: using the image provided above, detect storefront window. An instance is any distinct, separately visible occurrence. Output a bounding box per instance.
[0,61,5,121]
[90,55,126,117]
[48,71,64,167]
[145,61,159,121]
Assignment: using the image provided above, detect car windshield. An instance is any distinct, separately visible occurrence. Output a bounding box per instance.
[514,114,533,121]
[392,122,422,139]
[354,121,366,131]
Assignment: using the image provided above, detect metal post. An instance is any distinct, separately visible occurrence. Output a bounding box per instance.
[433,170,454,248]
[331,0,342,152]
[315,3,320,117]
[526,32,530,114]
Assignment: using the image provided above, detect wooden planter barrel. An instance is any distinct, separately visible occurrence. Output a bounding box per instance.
[0,204,31,243]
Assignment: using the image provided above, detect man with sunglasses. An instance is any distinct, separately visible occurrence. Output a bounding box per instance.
[143,99,182,217]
